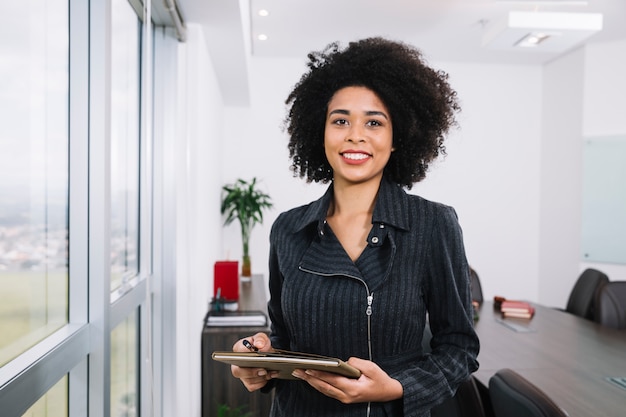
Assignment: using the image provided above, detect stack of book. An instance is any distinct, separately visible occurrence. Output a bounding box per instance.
[500,300,535,319]
[205,310,268,327]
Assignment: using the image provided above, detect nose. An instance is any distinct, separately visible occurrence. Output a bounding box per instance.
[346,125,365,143]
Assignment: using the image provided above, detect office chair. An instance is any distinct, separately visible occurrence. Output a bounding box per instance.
[470,267,484,306]
[489,368,568,417]
[594,281,626,330]
[431,375,487,417]
[565,268,609,321]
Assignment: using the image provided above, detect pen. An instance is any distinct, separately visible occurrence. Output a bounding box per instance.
[242,339,259,352]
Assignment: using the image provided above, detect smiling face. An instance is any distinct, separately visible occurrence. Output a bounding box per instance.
[324,86,394,187]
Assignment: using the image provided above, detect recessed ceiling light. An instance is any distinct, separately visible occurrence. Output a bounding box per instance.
[258,9,269,17]
[515,32,556,47]
[258,34,268,41]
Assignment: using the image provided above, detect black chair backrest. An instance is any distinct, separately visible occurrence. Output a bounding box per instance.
[565,268,609,321]
[431,375,486,417]
[470,267,484,305]
[595,281,626,330]
[489,368,568,417]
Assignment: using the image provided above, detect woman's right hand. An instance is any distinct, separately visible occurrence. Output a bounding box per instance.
[231,332,277,391]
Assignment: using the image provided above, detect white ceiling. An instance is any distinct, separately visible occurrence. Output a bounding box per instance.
[174,0,626,104]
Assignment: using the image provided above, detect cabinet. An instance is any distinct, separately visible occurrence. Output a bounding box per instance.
[201,275,273,417]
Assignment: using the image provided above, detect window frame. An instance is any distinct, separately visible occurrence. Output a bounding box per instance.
[0,1,156,416]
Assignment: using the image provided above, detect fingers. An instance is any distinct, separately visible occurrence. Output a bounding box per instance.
[232,332,272,352]
[291,359,402,403]
[346,356,373,371]
[231,364,263,379]
[232,365,278,381]
[291,369,356,403]
[345,358,404,402]
[231,364,275,380]
[232,365,270,386]
[230,333,276,392]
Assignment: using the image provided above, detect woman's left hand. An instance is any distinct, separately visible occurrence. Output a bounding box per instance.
[291,357,403,404]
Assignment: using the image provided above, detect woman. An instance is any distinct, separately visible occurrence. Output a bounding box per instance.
[231,37,479,417]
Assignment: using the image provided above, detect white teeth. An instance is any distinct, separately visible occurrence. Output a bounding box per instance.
[343,153,369,160]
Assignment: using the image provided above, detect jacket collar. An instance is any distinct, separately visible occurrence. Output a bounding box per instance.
[293,176,412,234]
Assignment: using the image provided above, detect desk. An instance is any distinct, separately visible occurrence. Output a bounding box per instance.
[201,275,273,417]
[473,301,626,417]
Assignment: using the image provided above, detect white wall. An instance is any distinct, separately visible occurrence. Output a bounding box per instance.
[174,24,225,417]
[538,47,586,308]
[580,39,626,281]
[537,40,626,307]
[583,39,626,135]
[416,61,543,304]
[220,57,328,279]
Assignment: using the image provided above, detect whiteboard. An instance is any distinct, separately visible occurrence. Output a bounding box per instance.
[581,136,626,264]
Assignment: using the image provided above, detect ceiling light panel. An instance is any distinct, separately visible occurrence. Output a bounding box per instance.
[483,11,603,52]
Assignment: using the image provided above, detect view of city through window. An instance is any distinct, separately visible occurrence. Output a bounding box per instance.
[2,1,146,414]
[0,0,69,367]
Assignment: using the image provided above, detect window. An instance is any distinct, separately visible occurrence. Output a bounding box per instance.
[0,0,69,368]
[111,311,138,417]
[20,375,68,417]
[0,1,163,416]
[111,0,141,294]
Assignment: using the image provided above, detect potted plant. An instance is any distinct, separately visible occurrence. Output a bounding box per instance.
[221,177,273,277]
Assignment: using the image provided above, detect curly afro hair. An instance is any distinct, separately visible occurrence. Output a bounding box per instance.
[284,37,460,189]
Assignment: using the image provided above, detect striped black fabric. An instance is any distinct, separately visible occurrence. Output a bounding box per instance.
[266,177,479,417]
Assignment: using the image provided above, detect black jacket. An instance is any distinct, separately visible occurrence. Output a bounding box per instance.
[267,177,480,416]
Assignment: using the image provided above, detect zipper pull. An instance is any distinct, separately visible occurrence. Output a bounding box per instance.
[366,294,373,316]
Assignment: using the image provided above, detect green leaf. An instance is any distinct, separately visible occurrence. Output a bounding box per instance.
[216,404,253,417]
[220,178,273,256]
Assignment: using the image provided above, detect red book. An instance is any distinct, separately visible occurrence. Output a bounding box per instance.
[502,307,535,319]
[500,300,533,313]
[500,300,535,319]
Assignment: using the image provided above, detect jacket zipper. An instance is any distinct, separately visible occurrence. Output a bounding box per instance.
[298,266,373,417]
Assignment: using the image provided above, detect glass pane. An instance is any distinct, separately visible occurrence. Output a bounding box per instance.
[0,0,69,367]
[111,310,138,417]
[21,374,68,417]
[110,0,141,292]
[581,136,626,263]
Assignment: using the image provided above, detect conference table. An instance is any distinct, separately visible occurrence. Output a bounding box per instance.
[472,301,626,417]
